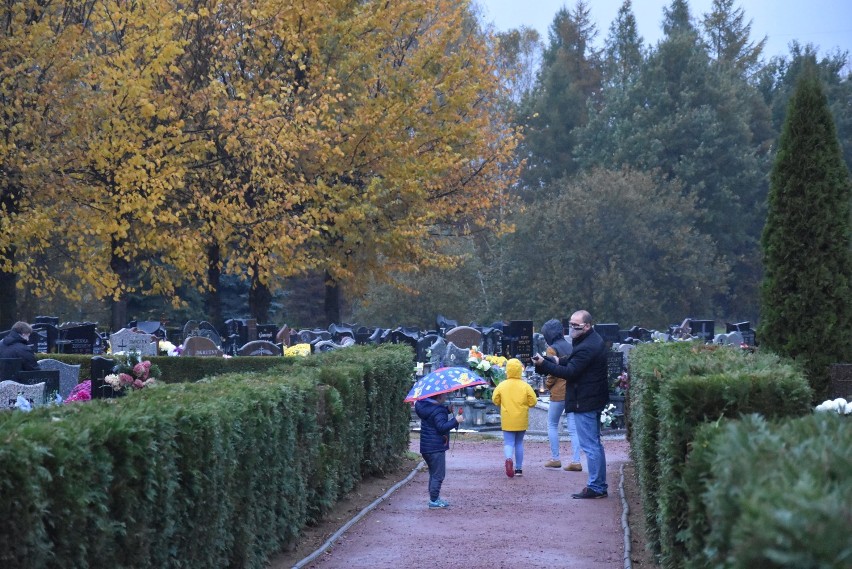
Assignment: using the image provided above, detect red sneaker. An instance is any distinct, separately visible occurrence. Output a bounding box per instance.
[505,458,514,478]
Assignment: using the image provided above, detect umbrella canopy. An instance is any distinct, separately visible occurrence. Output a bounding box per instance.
[404,366,488,403]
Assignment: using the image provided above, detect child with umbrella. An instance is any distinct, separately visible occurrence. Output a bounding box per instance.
[415,392,463,509]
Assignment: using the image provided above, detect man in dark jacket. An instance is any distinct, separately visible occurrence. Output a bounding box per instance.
[533,310,609,499]
[0,321,39,372]
[415,393,461,508]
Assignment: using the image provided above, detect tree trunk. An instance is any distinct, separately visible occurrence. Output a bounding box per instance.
[204,243,223,330]
[0,186,19,329]
[249,278,272,323]
[109,247,131,332]
[0,261,16,330]
[324,271,340,326]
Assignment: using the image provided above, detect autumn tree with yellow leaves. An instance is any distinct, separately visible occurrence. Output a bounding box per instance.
[1,0,520,329]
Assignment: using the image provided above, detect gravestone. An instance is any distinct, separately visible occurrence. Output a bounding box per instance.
[416,334,439,363]
[256,324,277,343]
[328,323,355,342]
[37,358,81,399]
[0,380,46,408]
[90,356,119,399]
[110,328,158,356]
[31,323,57,353]
[444,326,482,351]
[353,326,372,345]
[606,351,625,386]
[128,321,167,339]
[275,325,292,346]
[34,316,59,326]
[16,369,60,402]
[443,342,470,367]
[593,323,621,349]
[58,323,98,354]
[502,320,533,364]
[436,314,458,334]
[479,326,502,355]
[236,340,281,356]
[182,336,223,357]
[689,319,715,343]
[197,321,222,346]
[428,337,447,369]
[726,321,755,346]
[183,320,200,341]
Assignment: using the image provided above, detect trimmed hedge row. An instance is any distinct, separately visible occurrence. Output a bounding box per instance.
[627,342,813,567]
[1,345,412,569]
[685,413,852,568]
[35,353,285,384]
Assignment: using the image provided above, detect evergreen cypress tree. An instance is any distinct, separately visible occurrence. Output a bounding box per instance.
[759,59,852,401]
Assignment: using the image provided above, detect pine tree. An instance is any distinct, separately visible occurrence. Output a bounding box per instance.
[759,60,852,401]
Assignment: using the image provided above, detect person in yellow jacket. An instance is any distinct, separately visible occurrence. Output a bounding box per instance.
[492,358,538,478]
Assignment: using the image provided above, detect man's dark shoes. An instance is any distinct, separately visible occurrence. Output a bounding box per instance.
[571,486,607,499]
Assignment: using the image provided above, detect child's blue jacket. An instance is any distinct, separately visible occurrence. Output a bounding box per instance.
[415,398,459,454]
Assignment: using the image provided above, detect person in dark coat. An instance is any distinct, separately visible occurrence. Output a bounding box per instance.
[0,321,39,372]
[415,393,461,508]
[533,310,609,499]
[540,318,583,471]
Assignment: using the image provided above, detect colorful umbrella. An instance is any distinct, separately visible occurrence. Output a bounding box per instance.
[404,366,488,403]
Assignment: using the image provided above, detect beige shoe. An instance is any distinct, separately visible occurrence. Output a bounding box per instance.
[544,459,562,468]
[564,462,583,472]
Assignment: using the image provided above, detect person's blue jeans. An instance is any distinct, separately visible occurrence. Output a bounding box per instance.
[573,410,607,494]
[422,451,446,501]
[547,400,565,460]
[548,401,582,463]
[565,411,582,463]
[503,430,526,470]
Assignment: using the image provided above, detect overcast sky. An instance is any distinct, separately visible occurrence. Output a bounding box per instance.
[476,0,852,60]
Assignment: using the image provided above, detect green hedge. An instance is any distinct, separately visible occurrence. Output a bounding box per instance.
[1,345,412,569]
[685,413,852,568]
[627,342,812,564]
[35,353,288,384]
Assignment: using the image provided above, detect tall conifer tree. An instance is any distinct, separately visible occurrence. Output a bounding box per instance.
[759,60,852,400]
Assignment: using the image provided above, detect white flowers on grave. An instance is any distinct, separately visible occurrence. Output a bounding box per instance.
[600,403,617,428]
[814,397,852,415]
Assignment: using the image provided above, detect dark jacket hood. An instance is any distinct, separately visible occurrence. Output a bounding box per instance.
[541,319,572,357]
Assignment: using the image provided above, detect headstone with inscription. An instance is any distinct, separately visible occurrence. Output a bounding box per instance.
[181,336,224,357]
[236,340,281,356]
[58,323,98,354]
[110,328,158,356]
[256,324,277,343]
[502,320,533,364]
[30,324,56,354]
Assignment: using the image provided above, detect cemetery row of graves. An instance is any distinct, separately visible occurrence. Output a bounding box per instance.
[1,312,759,416]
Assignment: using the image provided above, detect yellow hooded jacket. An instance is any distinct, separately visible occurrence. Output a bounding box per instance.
[492,358,538,431]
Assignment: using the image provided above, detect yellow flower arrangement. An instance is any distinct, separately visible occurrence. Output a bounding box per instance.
[284,343,312,357]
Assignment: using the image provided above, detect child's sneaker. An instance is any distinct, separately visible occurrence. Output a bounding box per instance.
[514,469,523,477]
[428,498,449,509]
[505,458,514,478]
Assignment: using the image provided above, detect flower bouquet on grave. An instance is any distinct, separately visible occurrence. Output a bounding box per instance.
[468,347,507,388]
[105,351,161,392]
[600,403,617,429]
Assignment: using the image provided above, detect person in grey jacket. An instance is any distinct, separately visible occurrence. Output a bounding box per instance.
[533,310,609,499]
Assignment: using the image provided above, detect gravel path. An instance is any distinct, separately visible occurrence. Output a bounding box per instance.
[293,433,630,569]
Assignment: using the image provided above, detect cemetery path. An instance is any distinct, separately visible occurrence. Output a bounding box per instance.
[270,434,632,569]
